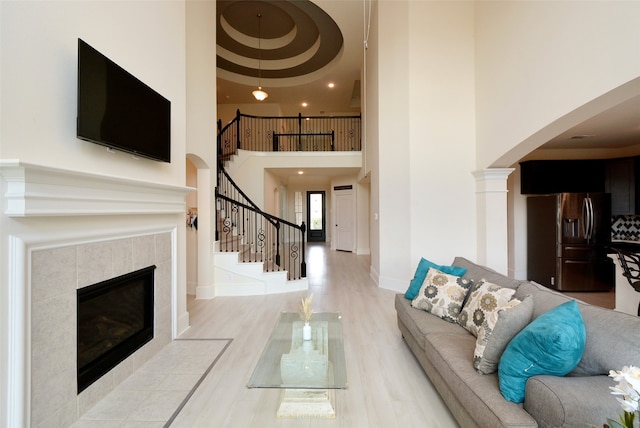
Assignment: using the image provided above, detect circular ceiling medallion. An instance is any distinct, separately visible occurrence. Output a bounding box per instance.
[217,0,343,84]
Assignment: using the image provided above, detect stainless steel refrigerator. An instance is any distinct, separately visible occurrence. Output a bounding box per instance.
[527,193,614,291]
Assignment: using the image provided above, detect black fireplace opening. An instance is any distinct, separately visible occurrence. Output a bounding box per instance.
[77,265,155,393]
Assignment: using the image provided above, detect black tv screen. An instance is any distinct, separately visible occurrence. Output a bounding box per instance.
[77,39,171,163]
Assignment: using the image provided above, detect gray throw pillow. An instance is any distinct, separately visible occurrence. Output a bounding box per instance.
[457,281,534,375]
[476,294,533,374]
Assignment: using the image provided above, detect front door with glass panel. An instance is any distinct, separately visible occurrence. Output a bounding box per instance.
[307,191,326,242]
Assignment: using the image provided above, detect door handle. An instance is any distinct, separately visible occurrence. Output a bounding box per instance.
[582,197,594,240]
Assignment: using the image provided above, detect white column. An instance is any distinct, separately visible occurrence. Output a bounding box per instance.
[473,168,515,275]
[5,236,28,428]
[196,168,215,300]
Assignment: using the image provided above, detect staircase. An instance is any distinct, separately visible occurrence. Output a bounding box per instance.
[213,109,361,296]
[213,162,308,296]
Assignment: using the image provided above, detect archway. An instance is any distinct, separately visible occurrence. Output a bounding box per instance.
[493,77,640,281]
[493,77,640,169]
[186,153,215,299]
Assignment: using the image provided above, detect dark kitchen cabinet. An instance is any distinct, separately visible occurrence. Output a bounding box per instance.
[605,157,639,215]
[520,160,605,194]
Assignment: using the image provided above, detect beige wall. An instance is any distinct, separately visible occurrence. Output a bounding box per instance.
[1,2,193,424]
[474,1,640,169]
[372,1,477,292]
[186,0,217,300]
[368,1,640,291]
[1,1,187,185]
[475,1,640,278]
[364,0,380,282]
[186,159,198,295]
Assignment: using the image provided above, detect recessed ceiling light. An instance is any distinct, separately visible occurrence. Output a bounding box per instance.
[298,171,304,175]
[570,135,596,140]
[328,82,335,88]
[301,102,308,107]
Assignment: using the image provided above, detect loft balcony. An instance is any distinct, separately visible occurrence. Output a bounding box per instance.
[217,110,361,162]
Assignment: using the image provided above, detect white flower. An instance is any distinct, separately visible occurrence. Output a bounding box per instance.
[609,366,640,413]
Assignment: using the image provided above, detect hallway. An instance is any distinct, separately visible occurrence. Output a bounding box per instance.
[172,242,458,427]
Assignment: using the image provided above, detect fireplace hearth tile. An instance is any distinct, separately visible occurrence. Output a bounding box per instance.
[157,374,202,391]
[117,371,169,391]
[80,389,151,421]
[29,230,176,427]
[31,368,76,427]
[72,339,231,427]
[127,390,187,421]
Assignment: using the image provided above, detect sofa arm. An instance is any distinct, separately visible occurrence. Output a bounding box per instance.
[524,375,618,427]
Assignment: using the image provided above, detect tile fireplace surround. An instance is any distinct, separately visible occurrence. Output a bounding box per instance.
[1,161,193,427]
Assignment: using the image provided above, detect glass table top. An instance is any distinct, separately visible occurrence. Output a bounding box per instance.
[247,312,347,389]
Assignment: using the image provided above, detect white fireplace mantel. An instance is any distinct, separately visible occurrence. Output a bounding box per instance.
[0,160,194,217]
[1,160,195,427]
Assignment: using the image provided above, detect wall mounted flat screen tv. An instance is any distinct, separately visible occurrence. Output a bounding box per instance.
[77,39,171,163]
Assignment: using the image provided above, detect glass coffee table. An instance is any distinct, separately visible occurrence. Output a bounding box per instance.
[247,312,347,418]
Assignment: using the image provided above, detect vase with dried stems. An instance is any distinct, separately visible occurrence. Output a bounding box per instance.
[299,293,314,340]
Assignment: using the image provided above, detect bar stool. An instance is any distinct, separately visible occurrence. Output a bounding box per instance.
[613,248,640,316]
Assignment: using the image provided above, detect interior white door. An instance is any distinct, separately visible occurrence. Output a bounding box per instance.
[335,191,355,252]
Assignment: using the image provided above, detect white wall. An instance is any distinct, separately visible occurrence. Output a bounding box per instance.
[186,158,198,295]
[364,0,380,284]
[356,180,371,255]
[186,0,217,300]
[370,1,640,290]
[475,1,640,169]
[0,2,191,424]
[1,0,187,185]
[373,1,477,292]
[375,0,411,290]
[263,169,282,216]
[226,150,362,208]
[186,0,217,168]
[475,1,640,279]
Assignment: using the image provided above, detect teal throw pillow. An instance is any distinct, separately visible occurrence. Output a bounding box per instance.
[405,258,467,300]
[498,300,586,403]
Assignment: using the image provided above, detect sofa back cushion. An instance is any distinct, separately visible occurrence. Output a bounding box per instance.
[514,281,572,319]
[452,257,523,290]
[571,304,640,376]
[515,280,640,376]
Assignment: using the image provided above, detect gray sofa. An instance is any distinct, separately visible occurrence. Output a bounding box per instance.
[395,257,640,428]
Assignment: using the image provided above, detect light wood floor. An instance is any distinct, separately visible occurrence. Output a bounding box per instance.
[563,289,615,309]
[171,243,459,428]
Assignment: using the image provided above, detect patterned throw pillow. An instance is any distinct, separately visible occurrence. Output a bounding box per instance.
[411,268,473,323]
[458,280,532,374]
[404,257,468,300]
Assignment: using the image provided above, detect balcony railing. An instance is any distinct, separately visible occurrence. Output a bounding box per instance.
[217,110,361,161]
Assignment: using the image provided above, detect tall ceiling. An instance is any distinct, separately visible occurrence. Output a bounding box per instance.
[215,0,640,160]
[216,0,364,117]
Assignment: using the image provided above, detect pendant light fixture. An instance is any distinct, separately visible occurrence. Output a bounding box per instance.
[252,13,268,101]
